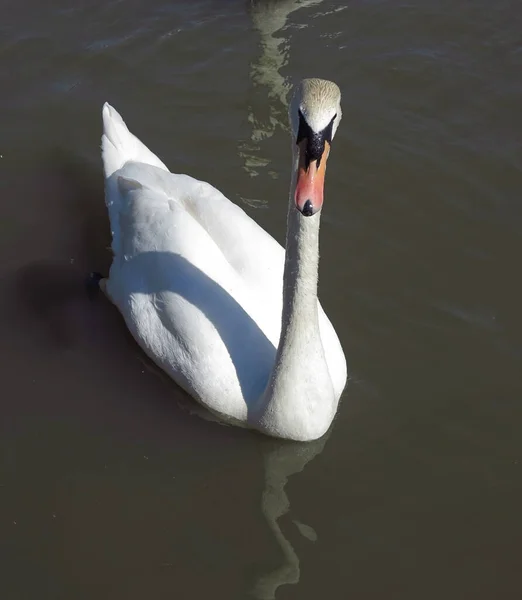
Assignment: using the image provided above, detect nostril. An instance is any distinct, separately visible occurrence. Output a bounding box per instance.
[302,199,314,216]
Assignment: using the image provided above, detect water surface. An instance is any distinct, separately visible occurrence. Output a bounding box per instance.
[1,1,521,598]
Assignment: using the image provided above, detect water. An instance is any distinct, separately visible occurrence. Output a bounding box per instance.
[1,1,521,598]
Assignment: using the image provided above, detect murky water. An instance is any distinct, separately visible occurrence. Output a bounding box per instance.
[1,1,521,598]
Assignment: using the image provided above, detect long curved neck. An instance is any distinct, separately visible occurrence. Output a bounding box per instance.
[281,194,321,344]
[256,151,334,441]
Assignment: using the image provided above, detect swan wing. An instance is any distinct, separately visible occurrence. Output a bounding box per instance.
[102,103,285,299]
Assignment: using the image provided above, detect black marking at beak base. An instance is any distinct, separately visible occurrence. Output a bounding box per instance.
[296,111,336,168]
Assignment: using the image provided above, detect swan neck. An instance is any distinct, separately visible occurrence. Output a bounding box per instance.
[281,148,322,329]
[281,202,321,331]
[255,151,333,441]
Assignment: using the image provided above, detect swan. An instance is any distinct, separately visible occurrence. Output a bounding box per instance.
[98,78,347,441]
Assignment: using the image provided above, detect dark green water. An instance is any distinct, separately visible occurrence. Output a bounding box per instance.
[1,1,521,598]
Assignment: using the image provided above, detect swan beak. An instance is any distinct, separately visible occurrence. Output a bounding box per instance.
[295,140,330,217]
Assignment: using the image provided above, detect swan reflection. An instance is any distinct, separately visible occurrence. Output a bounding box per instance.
[241,0,323,180]
[253,433,328,599]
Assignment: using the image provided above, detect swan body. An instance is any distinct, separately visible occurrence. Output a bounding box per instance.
[101,79,347,441]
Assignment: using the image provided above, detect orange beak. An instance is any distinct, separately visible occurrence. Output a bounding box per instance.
[295,139,330,216]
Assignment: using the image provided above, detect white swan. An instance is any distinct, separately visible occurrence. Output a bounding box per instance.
[99,78,347,441]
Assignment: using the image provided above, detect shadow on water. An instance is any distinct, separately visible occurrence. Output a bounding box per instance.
[12,261,93,349]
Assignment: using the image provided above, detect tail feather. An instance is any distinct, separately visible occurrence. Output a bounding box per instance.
[101,103,169,178]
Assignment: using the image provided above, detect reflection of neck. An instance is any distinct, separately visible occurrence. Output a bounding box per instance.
[243,1,324,178]
[257,151,334,441]
[249,0,324,116]
[253,435,327,600]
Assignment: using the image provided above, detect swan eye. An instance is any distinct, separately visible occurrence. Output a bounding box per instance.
[296,109,310,145]
[323,114,336,144]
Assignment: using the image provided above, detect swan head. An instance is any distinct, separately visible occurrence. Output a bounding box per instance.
[289,78,342,217]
